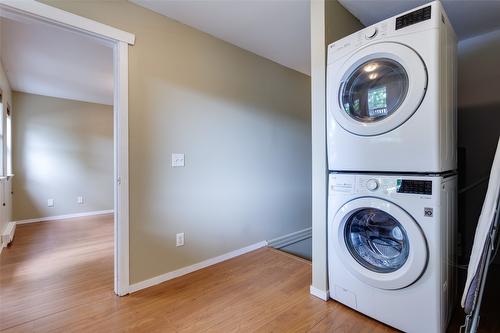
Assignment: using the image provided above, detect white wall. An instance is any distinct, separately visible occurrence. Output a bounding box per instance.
[12,92,114,221]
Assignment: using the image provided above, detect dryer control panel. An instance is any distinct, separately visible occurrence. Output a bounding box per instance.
[327,1,443,64]
[395,5,431,30]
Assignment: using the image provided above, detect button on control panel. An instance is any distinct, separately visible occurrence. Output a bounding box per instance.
[396,179,432,195]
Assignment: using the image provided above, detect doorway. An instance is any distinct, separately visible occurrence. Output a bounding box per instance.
[0,1,133,296]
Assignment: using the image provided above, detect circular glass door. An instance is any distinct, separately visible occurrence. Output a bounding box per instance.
[331,197,428,290]
[344,208,410,273]
[341,59,409,123]
[328,42,427,136]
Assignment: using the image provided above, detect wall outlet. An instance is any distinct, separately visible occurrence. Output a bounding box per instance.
[176,232,185,247]
[77,196,84,204]
[47,199,54,207]
[171,153,185,167]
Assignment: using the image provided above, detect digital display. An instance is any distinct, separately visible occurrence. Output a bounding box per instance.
[396,179,432,195]
[396,6,431,30]
[368,86,387,117]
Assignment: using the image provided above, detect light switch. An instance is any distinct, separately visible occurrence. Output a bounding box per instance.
[172,153,185,167]
[176,233,185,247]
[47,199,54,207]
[77,196,84,204]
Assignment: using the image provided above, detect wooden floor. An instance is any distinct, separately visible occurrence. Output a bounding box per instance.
[2,215,496,332]
[0,215,396,332]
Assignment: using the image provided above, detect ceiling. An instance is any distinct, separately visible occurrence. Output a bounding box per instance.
[130,0,310,75]
[338,0,500,40]
[0,11,113,105]
[2,0,496,102]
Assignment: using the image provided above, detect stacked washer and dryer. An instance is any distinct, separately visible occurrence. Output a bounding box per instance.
[326,2,457,333]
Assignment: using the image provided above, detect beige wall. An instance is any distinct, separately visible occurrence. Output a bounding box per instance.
[42,0,312,284]
[325,0,364,45]
[310,0,362,296]
[12,92,113,221]
[0,55,13,245]
[457,29,500,261]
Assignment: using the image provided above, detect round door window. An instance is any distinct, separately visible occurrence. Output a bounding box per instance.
[340,58,409,123]
[344,208,410,273]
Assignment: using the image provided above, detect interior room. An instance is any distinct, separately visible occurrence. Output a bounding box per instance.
[0,8,117,326]
[0,1,499,332]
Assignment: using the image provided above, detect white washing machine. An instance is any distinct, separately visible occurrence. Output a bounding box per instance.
[327,1,457,173]
[328,172,457,333]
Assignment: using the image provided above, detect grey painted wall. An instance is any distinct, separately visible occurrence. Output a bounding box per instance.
[42,0,312,284]
[12,92,114,221]
[457,29,500,263]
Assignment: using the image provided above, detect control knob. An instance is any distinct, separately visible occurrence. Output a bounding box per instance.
[366,179,379,191]
[364,26,378,39]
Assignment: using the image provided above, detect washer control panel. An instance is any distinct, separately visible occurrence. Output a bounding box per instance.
[330,174,435,197]
[357,176,433,196]
[357,177,396,194]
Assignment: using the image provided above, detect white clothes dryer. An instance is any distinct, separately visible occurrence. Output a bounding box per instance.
[327,1,457,173]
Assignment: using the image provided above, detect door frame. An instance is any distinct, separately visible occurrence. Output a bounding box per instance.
[0,0,135,296]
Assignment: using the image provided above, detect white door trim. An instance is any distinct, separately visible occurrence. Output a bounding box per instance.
[0,0,135,44]
[114,41,130,296]
[0,0,134,296]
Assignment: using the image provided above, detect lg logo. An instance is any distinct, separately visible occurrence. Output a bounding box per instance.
[424,208,433,217]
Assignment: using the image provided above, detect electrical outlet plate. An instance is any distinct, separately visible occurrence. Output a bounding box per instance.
[77,196,84,204]
[172,153,185,167]
[47,199,54,207]
[176,232,185,247]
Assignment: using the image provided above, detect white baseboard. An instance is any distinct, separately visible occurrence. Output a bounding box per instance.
[267,227,312,249]
[13,210,114,225]
[310,285,329,301]
[128,240,268,294]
